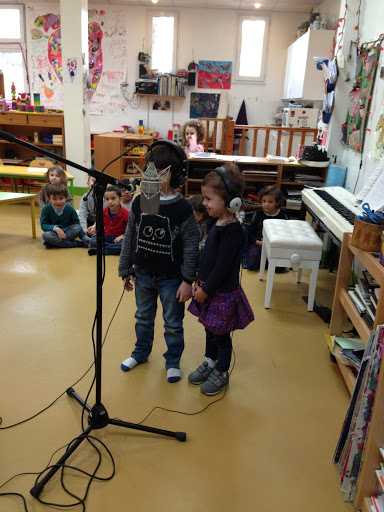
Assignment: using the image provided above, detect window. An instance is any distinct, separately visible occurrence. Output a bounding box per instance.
[150,13,177,74]
[0,5,27,98]
[235,15,269,82]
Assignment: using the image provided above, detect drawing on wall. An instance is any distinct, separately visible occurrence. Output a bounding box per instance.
[152,99,171,111]
[198,60,232,89]
[342,45,380,153]
[66,57,77,83]
[27,7,127,115]
[190,93,220,118]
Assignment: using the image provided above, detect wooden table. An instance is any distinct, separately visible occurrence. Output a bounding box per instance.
[0,165,74,197]
[0,192,37,238]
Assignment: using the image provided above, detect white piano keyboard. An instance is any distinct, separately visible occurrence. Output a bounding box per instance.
[302,186,363,242]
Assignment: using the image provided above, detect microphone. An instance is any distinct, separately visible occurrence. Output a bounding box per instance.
[140,155,161,215]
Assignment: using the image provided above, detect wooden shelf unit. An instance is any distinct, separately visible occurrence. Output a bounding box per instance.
[329,232,384,510]
[0,111,65,166]
[93,132,153,180]
[186,156,328,215]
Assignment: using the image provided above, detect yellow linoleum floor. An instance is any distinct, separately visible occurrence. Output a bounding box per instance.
[0,201,355,512]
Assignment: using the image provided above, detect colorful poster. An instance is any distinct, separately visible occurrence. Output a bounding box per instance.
[190,93,220,118]
[26,6,127,115]
[198,60,232,89]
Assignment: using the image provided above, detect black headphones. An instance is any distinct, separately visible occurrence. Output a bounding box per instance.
[150,140,189,189]
[214,166,242,213]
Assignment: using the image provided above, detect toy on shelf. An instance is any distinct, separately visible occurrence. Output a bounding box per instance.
[124,145,145,157]
[33,92,41,107]
[11,82,17,110]
[168,123,181,145]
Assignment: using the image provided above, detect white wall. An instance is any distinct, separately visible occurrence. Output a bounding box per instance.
[90,6,307,139]
[316,0,384,193]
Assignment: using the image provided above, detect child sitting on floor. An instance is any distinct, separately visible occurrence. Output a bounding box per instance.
[40,183,86,249]
[88,185,129,256]
[38,165,73,209]
[247,185,289,271]
[120,179,135,212]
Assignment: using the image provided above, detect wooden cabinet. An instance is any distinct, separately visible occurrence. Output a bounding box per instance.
[0,111,65,166]
[329,233,384,510]
[93,132,153,180]
[283,29,334,100]
[186,156,328,216]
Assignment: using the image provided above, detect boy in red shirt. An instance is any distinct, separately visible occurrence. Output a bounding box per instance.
[88,185,129,255]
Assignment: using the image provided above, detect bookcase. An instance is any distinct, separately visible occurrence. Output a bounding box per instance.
[0,111,65,166]
[93,132,153,180]
[186,156,328,216]
[329,232,384,510]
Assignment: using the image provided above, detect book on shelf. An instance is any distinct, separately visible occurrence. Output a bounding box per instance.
[362,270,380,289]
[348,289,367,315]
[357,277,372,299]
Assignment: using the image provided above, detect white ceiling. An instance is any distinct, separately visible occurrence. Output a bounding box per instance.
[94,0,320,13]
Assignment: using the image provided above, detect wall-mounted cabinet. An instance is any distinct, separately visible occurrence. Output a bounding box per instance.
[283,29,334,100]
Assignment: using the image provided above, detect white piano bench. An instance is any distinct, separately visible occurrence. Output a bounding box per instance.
[259,219,323,311]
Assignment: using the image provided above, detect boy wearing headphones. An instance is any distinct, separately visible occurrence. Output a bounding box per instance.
[118,142,200,383]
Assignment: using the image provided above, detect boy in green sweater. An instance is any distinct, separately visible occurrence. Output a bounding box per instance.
[40,182,86,249]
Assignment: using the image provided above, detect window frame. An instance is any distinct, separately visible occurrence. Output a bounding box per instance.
[234,14,269,83]
[147,10,178,75]
[0,5,25,42]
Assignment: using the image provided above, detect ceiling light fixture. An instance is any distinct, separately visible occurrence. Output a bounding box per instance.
[254,2,262,7]
[152,0,158,3]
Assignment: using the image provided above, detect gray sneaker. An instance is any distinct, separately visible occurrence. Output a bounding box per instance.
[188,361,213,385]
[200,369,229,395]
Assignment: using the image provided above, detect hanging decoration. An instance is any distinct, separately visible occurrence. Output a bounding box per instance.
[342,42,382,152]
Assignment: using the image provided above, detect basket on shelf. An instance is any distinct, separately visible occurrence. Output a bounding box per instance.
[351,217,382,252]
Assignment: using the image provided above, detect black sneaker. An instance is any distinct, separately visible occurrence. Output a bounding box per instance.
[88,248,97,256]
[188,361,214,385]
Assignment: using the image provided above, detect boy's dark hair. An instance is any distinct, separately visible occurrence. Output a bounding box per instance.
[145,144,186,188]
[105,185,122,197]
[120,179,132,191]
[189,195,209,220]
[258,185,285,205]
[44,165,68,185]
[46,182,69,198]
[181,120,206,144]
[202,162,244,201]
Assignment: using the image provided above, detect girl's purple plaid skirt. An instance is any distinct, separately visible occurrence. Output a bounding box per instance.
[188,286,254,335]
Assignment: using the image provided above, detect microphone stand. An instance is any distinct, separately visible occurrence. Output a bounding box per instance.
[0,131,186,500]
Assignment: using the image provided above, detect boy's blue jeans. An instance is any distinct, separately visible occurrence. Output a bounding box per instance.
[131,268,185,369]
[90,235,122,254]
[42,224,83,248]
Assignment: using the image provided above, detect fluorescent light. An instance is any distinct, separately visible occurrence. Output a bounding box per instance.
[254,2,262,7]
[152,0,158,3]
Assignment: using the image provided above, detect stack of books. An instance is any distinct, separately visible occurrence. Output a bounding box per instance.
[158,75,186,96]
[285,189,302,210]
[348,271,380,328]
[52,134,63,145]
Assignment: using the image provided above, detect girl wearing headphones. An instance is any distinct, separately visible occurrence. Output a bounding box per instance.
[188,163,254,395]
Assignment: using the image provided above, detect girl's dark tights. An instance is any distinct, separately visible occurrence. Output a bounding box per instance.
[205,328,232,373]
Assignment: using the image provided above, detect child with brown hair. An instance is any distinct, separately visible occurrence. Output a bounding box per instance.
[38,165,73,209]
[40,182,84,249]
[247,185,289,270]
[181,120,206,157]
[188,194,214,251]
[188,163,254,395]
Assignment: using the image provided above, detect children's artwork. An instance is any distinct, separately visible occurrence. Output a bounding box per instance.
[198,60,232,89]
[26,6,127,114]
[190,93,220,118]
[343,45,380,153]
[66,57,77,83]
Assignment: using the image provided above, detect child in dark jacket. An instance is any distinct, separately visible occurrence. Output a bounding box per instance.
[247,185,289,270]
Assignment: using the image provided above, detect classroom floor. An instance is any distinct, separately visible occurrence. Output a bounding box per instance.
[0,200,356,512]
